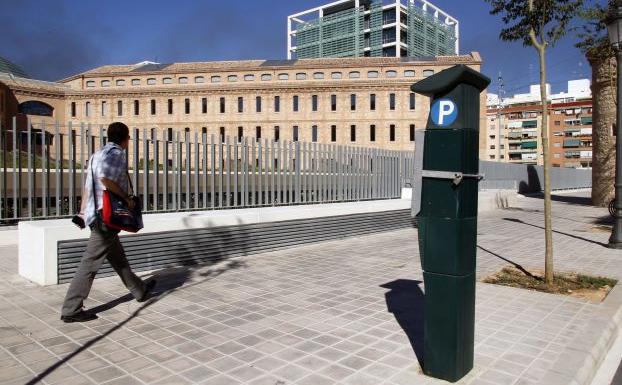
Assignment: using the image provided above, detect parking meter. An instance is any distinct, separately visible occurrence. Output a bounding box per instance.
[411,65,490,382]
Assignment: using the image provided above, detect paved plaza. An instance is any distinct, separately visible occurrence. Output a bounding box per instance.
[1,191,621,385]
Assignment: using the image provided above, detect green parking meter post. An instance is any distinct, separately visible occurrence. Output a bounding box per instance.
[411,65,490,382]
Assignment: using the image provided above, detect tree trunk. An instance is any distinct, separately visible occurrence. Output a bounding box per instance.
[538,46,554,285]
[590,55,617,207]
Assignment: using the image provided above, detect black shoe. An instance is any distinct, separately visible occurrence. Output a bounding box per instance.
[61,310,98,323]
[137,280,157,303]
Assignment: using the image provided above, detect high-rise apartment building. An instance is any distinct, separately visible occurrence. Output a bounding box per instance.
[486,80,593,168]
[288,0,459,59]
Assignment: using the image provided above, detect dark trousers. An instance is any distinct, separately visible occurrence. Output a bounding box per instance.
[61,224,146,317]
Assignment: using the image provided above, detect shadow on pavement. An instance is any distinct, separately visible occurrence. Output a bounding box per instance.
[477,245,541,280]
[26,259,247,385]
[381,279,425,368]
[525,192,593,206]
[502,217,608,247]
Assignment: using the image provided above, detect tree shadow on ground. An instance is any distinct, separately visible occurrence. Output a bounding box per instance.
[502,217,608,247]
[381,279,425,368]
[26,258,247,385]
[477,245,541,281]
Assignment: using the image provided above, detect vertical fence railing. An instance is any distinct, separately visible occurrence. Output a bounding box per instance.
[0,120,414,223]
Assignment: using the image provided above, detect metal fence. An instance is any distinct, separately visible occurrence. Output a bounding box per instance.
[0,119,415,222]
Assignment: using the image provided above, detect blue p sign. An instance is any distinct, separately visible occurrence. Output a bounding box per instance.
[431,99,458,127]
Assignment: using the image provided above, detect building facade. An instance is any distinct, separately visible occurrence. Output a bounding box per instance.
[486,80,592,168]
[288,0,458,59]
[1,53,485,153]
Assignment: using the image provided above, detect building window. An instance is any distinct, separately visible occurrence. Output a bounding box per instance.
[370,125,376,142]
[293,126,299,142]
[312,125,318,142]
[117,100,122,116]
[367,71,379,78]
[404,70,415,77]
[331,94,337,111]
[167,128,173,141]
[86,81,95,87]
[101,80,110,87]
[134,100,139,116]
[238,97,244,113]
[312,95,318,112]
[390,124,396,141]
[131,79,140,86]
[256,126,262,139]
[313,72,324,79]
[293,95,299,112]
[220,97,225,113]
[116,79,125,86]
[238,126,243,142]
[163,77,173,84]
[85,102,91,117]
[168,99,173,114]
[227,75,238,82]
[194,76,205,83]
[410,124,415,141]
[386,70,397,78]
[423,69,434,77]
[261,74,272,81]
[219,127,225,142]
[331,72,342,79]
[410,93,416,110]
[211,76,221,83]
[274,96,280,112]
[71,102,76,117]
[244,74,255,81]
[350,94,356,111]
[147,78,156,85]
[185,98,190,114]
[350,125,356,142]
[278,73,289,80]
[331,125,337,142]
[202,127,207,135]
[202,98,207,114]
[389,93,396,110]
[370,94,376,110]
[256,96,262,113]
[179,77,188,84]
[349,71,360,79]
[150,99,156,115]
[274,126,280,142]
[296,73,307,80]
[101,101,107,117]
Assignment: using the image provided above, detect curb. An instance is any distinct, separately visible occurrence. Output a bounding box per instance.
[541,283,622,385]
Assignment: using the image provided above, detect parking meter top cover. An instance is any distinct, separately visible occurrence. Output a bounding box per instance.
[410,64,491,97]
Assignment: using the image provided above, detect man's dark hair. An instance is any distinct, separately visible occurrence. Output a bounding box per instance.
[107,122,129,144]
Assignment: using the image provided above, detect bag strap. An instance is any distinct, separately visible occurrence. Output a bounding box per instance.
[90,156,98,218]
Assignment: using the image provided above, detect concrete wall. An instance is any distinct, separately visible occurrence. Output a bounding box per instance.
[479,160,592,192]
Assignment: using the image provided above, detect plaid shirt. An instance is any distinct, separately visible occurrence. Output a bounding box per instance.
[84,143,129,226]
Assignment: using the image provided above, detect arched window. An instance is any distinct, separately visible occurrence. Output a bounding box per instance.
[348,71,360,79]
[86,81,95,87]
[18,101,54,117]
[296,73,307,80]
[194,76,205,83]
[116,79,126,86]
[261,74,272,81]
[131,79,140,86]
[147,78,156,85]
[244,74,255,81]
[367,71,379,78]
[179,77,188,84]
[313,72,324,79]
[404,70,415,77]
[163,77,173,84]
[278,73,289,80]
[227,75,238,82]
[385,70,397,78]
[423,69,434,77]
[331,72,342,79]
[101,80,111,87]
[211,76,221,83]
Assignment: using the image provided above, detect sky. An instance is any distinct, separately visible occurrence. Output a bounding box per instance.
[0,0,604,95]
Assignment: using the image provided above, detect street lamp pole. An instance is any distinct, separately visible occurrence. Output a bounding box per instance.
[608,2,622,248]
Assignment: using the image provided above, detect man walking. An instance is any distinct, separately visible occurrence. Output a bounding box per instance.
[61,122,156,323]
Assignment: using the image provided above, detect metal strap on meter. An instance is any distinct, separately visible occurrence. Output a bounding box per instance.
[421,170,484,186]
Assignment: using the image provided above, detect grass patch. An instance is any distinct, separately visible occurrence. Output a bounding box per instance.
[483,266,617,302]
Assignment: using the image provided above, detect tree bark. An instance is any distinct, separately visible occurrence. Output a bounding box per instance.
[590,55,617,207]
